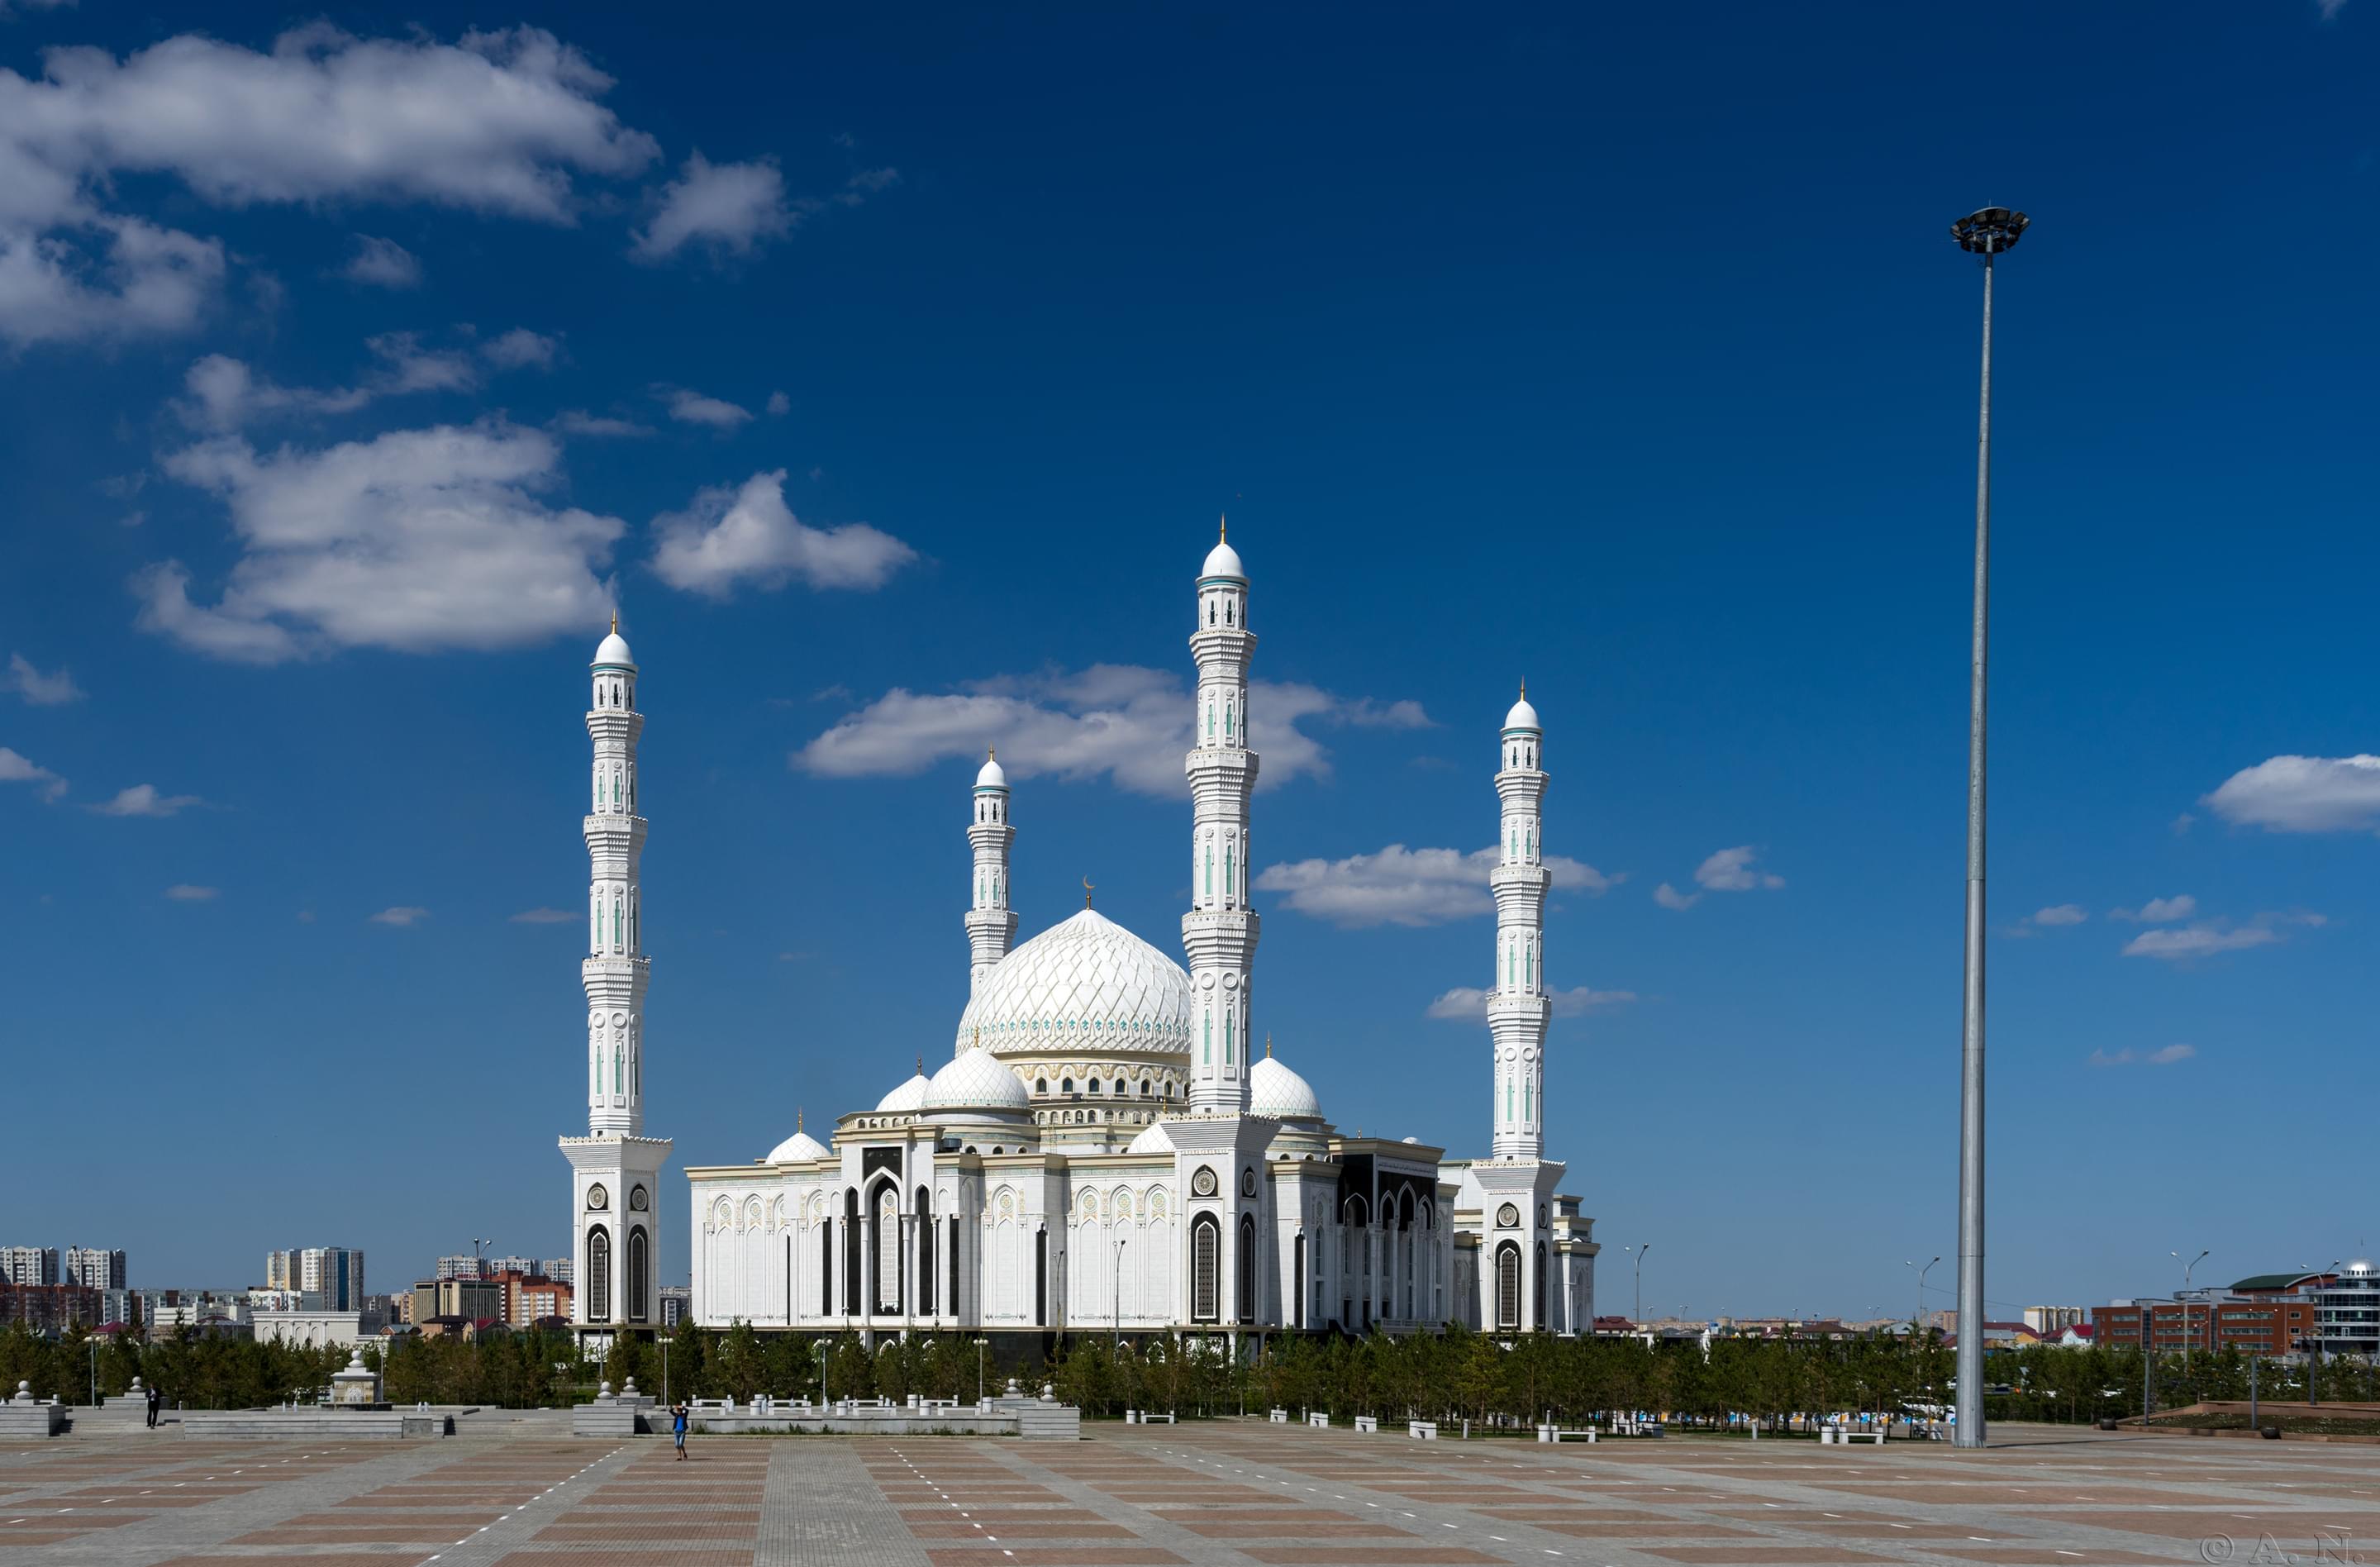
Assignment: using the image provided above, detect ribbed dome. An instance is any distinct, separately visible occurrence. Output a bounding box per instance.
[957,908,1193,1061]
[765,1129,830,1162]
[925,1049,1030,1112]
[1126,1121,1177,1155]
[875,1069,931,1113]
[1249,1055,1322,1120]
[594,630,634,666]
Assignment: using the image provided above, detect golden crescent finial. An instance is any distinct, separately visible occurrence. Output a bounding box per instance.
[610,610,618,635]
[987,745,996,762]
[1219,512,1227,542]
[1520,676,1526,699]
[1265,1031,1273,1060]
[916,1054,923,1076]
[1083,874,1095,908]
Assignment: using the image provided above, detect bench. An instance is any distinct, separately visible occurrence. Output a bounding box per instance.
[1820,1426,1884,1445]
[693,1398,732,1412]
[1354,1415,1378,1433]
[1307,1412,1330,1428]
[1408,1420,1439,1440]
[1535,1425,1596,1443]
[1611,1418,1665,1437]
[1269,1408,1289,1423]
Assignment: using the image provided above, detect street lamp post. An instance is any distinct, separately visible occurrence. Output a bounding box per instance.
[973,1336,989,1403]
[1948,202,2027,1453]
[1625,1245,1651,1334]
[2173,1249,2208,1369]
[2304,1259,2342,1407]
[1908,1256,1941,1336]
[1113,1238,1128,1356]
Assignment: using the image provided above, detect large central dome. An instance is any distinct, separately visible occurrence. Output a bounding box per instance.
[955,907,1192,1061]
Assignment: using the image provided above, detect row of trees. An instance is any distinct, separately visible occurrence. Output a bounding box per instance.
[11,1314,2374,1422]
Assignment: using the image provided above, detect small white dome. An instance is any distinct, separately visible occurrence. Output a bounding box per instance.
[1504,691,1540,731]
[1126,1121,1177,1155]
[876,1069,931,1113]
[925,1049,1030,1112]
[1249,1054,1323,1120]
[1202,522,1245,580]
[595,630,634,666]
[766,1129,830,1162]
[976,750,1007,788]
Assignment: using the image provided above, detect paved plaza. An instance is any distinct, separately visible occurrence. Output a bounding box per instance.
[5,1422,2380,1567]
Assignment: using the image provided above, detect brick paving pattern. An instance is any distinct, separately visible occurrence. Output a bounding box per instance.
[4,1420,2380,1565]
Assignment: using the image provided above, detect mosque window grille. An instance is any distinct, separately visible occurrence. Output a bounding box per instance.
[1191,1214,1221,1322]
[1496,1241,1521,1331]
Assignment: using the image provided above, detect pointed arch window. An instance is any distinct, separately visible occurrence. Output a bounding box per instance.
[587,1226,611,1320]
[1525,941,1533,987]
[1496,1241,1520,1331]
[1223,845,1233,907]
[1506,1079,1513,1122]
[1224,1007,1234,1065]
[1191,1213,1220,1322]
[1203,846,1212,899]
[627,1226,649,1321]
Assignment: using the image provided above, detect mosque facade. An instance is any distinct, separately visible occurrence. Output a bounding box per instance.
[566,529,1596,1345]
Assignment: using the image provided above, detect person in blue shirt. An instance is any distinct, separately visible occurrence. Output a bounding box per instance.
[672,1400,688,1460]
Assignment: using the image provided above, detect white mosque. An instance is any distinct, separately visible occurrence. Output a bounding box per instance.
[562,526,1596,1347]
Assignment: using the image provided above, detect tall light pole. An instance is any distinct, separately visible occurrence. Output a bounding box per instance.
[1949,203,2028,1452]
[2173,1249,2208,1368]
[1624,1245,1650,1333]
[973,1336,989,1403]
[1908,1256,1941,1336]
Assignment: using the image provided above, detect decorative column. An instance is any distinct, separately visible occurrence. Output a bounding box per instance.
[585,618,649,1135]
[965,749,1016,1003]
[1183,517,1259,1112]
[1488,685,1549,1158]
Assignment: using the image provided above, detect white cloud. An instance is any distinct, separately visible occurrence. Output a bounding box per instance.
[89,783,202,817]
[798,664,1431,799]
[631,153,793,262]
[342,235,421,288]
[2111,894,2196,923]
[1426,985,1636,1021]
[2089,1043,2197,1067]
[650,469,916,597]
[174,330,539,433]
[2203,755,2380,835]
[1694,845,1784,892]
[369,905,429,926]
[5,653,83,704]
[2319,0,2349,19]
[657,385,753,428]
[1652,881,1698,912]
[0,745,67,801]
[0,26,658,345]
[163,883,219,901]
[765,390,790,416]
[2113,909,2313,957]
[550,410,650,437]
[510,907,575,923]
[481,327,559,369]
[138,422,623,663]
[2030,903,2087,926]
[1258,844,1616,928]
[837,166,900,203]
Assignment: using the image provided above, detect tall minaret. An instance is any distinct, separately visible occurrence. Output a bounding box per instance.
[964,748,1016,1006]
[585,617,649,1134]
[1488,684,1550,1158]
[563,617,669,1340]
[1183,517,1259,1112]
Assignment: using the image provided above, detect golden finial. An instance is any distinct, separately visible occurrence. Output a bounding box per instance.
[610,609,619,634]
[988,745,996,762]
[1520,676,1527,698]
[797,1107,803,1132]
[916,1054,923,1076]
[1219,512,1227,542]
[1083,875,1096,908]
[1265,1032,1273,1060]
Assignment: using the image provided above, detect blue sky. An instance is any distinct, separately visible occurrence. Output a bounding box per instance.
[4,2,2374,1320]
